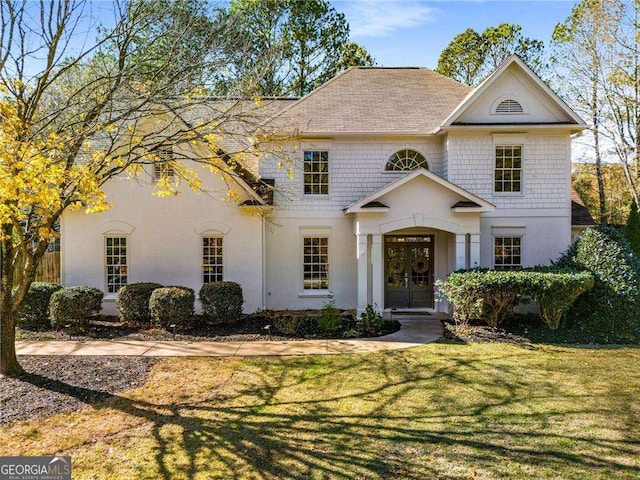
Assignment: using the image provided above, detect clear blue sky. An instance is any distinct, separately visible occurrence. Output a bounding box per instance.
[333,0,579,68]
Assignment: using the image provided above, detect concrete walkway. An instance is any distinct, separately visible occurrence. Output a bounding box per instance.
[15,316,444,357]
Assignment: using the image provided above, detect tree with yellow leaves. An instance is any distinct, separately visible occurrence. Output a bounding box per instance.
[0,0,280,377]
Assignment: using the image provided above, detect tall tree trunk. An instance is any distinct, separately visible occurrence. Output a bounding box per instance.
[0,233,22,377]
[593,76,607,225]
[0,308,20,378]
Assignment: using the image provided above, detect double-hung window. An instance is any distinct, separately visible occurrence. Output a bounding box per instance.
[154,144,176,179]
[303,150,329,195]
[202,236,223,283]
[105,236,128,293]
[494,236,522,269]
[494,145,522,193]
[303,237,329,290]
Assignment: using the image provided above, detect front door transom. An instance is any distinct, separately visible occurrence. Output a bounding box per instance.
[385,235,434,309]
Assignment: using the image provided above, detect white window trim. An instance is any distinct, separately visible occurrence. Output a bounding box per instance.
[299,228,332,297]
[302,149,331,198]
[492,227,526,268]
[493,135,525,196]
[104,235,129,297]
[201,234,225,284]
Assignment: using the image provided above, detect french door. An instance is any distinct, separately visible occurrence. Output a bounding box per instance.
[385,235,434,308]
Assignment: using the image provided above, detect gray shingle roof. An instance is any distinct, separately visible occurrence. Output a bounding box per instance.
[571,188,595,226]
[272,67,471,135]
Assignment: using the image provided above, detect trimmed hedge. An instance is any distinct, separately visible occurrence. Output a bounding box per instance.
[199,281,243,323]
[555,225,640,341]
[116,282,163,324]
[49,286,104,328]
[436,269,594,329]
[530,271,594,329]
[149,286,195,330]
[13,282,63,330]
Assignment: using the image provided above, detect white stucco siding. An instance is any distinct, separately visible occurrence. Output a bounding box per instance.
[260,137,445,211]
[264,213,356,310]
[447,133,571,210]
[61,168,264,315]
[479,215,571,268]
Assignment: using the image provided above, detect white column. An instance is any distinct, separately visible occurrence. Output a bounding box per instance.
[371,234,384,313]
[356,234,369,317]
[469,233,480,269]
[455,234,467,270]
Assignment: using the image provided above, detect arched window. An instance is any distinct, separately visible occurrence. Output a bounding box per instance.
[385,149,428,171]
[495,99,524,114]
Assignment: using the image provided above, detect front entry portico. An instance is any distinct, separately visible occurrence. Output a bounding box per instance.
[344,168,495,316]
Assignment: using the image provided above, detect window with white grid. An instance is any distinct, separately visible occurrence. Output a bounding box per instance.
[303,237,329,290]
[494,237,522,269]
[202,236,223,283]
[105,236,128,293]
[303,150,329,195]
[495,145,522,193]
[154,145,176,179]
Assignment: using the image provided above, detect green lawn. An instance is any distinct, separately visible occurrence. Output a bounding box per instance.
[3,343,639,479]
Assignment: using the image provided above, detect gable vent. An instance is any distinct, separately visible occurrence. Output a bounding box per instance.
[495,99,524,114]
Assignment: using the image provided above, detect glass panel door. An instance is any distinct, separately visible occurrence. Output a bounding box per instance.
[384,235,434,309]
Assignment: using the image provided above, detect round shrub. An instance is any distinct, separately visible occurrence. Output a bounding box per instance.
[116,282,163,325]
[13,282,63,330]
[49,286,104,328]
[199,281,243,323]
[555,225,640,341]
[149,286,195,330]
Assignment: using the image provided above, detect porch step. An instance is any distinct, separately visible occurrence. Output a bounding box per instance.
[390,310,431,316]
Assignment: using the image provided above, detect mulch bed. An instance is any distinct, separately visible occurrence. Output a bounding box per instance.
[17,312,400,342]
[442,319,535,348]
[17,315,302,342]
[0,356,155,425]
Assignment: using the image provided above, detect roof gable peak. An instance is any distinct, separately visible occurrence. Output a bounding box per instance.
[440,54,586,129]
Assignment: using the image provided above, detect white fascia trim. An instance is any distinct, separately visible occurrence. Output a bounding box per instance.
[452,207,485,213]
[344,168,495,214]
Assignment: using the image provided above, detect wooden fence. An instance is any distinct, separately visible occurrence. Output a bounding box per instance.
[13,251,61,286]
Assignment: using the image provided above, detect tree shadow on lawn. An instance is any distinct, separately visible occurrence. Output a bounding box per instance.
[20,350,640,480]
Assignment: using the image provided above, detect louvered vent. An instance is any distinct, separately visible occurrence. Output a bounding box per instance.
[495,99,524,114]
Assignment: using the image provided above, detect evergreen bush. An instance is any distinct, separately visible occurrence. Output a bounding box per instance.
[13,282,63,330]
[49,286,103,328]
[624,200,640,256]
[149,286,195,330]
[115,282,162,325]
[317,300,342,335]
[199,281,243,323]
[360,304,385,335]
[436,268,594,330]
[555,225,640,341]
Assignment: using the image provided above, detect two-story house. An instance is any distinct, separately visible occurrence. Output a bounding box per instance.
[61,55,588,316]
